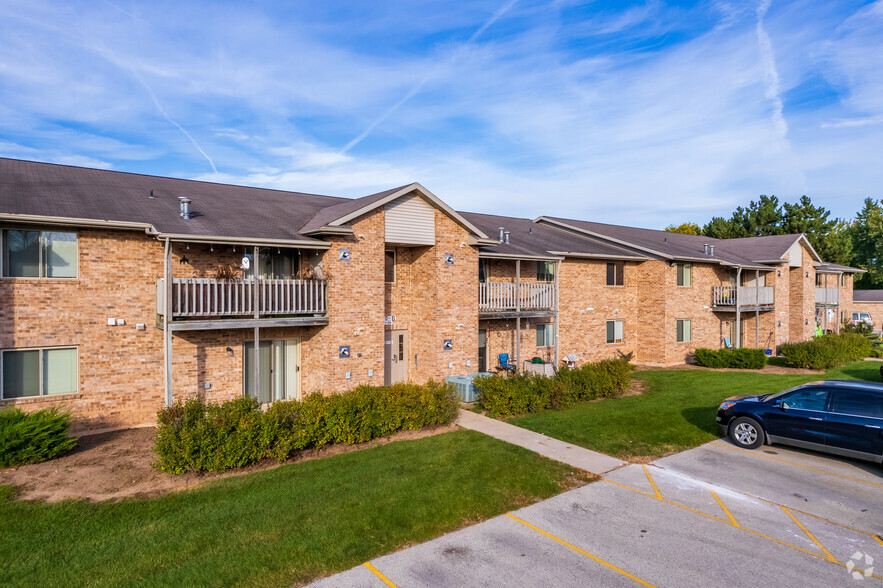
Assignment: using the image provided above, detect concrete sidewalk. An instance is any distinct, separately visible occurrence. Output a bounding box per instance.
[456,409,626,474]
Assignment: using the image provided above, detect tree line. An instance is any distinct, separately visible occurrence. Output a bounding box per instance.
[665,196,883,289]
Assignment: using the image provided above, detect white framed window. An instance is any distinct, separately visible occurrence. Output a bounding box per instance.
[537,261,555,282]
[676,263,692,287]
[384,250,396,283]
[677,319,692,343]
[840,274,847,287]
[606,262,624,286]
[536,323,555,347]
[244,339,301,403]
[606,320,624,344]
[1,347,78,399]
[2,229,78,278]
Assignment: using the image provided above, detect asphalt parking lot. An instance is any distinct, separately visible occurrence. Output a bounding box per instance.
[311,440,882,587]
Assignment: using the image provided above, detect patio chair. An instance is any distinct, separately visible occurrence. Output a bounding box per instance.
[497,353,516,373]
[723,337,734,350]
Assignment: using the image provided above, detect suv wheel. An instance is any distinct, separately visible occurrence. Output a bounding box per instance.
[729,417,764,450]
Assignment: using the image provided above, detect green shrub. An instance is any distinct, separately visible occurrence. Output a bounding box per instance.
[155,381,460,474]
[779,332,872,369]
[0,407,77,468]
[475,358,632,418]
[692,348,767,369]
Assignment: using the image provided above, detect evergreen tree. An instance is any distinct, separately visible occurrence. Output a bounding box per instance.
[849,198,883,288]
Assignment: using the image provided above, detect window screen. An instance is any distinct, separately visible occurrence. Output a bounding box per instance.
[606,320,624,344]
[677,319,692,343]
[677,263,692,287]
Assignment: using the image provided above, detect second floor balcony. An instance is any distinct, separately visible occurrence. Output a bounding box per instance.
[157,277,327,328]
[479,282,556,316]
[712,286,775,310]
[815,287,840,306]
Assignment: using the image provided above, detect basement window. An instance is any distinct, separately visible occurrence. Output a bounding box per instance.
[1,347,78,399]
[2,229,78,278]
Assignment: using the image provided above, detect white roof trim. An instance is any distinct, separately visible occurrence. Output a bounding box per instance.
[330,183,490,239]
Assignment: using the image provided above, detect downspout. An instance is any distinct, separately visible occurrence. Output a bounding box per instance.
[735,267,742,349]
[755,269,760,349]
[554,259,561,371]
[163,238,173,406]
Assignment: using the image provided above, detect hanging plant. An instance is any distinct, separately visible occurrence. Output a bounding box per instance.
[213,264,241,281]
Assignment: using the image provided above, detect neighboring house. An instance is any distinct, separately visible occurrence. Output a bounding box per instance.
[0,158,864,431]
[852,290,883,325]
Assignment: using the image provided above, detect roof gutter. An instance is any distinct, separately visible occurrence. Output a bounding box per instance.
[153,233,331,249]
[479,252,564,262]
[547,251,647,261]
[0,213,155,232]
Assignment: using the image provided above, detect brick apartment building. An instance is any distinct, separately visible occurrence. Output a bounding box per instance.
[0,158,863,431]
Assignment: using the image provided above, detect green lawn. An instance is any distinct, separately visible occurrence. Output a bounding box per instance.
[0,430,590,587]
[508,361,882,460]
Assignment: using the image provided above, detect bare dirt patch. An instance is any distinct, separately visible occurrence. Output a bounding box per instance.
[634,363,822,376]
[0,424,458,503]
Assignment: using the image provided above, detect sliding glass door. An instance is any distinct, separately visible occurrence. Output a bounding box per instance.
[243,339,300,403]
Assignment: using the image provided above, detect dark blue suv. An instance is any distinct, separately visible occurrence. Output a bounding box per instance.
[716,380,883,463]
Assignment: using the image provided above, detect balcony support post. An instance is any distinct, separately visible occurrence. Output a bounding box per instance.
[164,238,173,407]
[755,270,760,348]
[253,246,260,401]
[735,267,742,348]
[515,259,521,373]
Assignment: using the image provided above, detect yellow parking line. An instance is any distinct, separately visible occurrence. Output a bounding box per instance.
[363,562,398,588]
[711,442,883,488]
[643,466,663,500]
[604,476,883,581]
[506,514,656,587]
[875,535,883,547]
[781,507,837,562]
[710,491,739,528]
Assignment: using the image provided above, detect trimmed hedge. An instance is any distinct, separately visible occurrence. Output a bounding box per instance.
[692,348,767,369]
[780,332,873,370]
[0,407,77,468]
[475,358,632,418]
[154,380,459,474]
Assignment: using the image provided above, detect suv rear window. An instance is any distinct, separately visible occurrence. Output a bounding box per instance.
[830,390,883,418]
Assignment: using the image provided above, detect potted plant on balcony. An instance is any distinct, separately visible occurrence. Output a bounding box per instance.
[213,264,241,281]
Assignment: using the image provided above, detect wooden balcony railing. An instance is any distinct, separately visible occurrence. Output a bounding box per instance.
[479,282,556,312]
[711,286,775,308]
[157,278,327,318]
[815,287,839,305]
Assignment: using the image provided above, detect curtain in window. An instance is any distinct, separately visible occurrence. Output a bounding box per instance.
[2,350,39,398]
[43,348,77,395]
[43,232,77,278]
[3,230,40,277]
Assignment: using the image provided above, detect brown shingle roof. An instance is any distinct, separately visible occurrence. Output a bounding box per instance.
[854,290,883,302]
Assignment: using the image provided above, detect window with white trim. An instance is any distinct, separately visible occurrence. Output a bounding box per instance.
[676,263,692,287]
[2,229,78,278]
[537,261,555,282]
[676,319,692,343]
[536,323,555,347]
[606,320,624,344]
[1,347,78,399]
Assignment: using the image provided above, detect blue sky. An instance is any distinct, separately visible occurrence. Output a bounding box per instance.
[0,0,881,228]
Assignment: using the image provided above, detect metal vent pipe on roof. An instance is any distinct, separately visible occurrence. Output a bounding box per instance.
[499,227,505,242]
[709,245,714,256]
[178,197,192,220]
[504,231,510,244]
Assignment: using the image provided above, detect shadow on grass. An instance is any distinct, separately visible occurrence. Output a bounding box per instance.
[680,406,722,437]
[838,363,883,382]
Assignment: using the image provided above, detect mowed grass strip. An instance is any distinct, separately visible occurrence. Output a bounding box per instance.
[508,361,881,460]
[0,430,591,587]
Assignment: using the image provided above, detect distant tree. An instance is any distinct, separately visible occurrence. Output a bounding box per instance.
[737,195,785,236]
[664,222,701,235]
[702,216,745,239]
[781,195,851,264]
[849,198,883,288]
